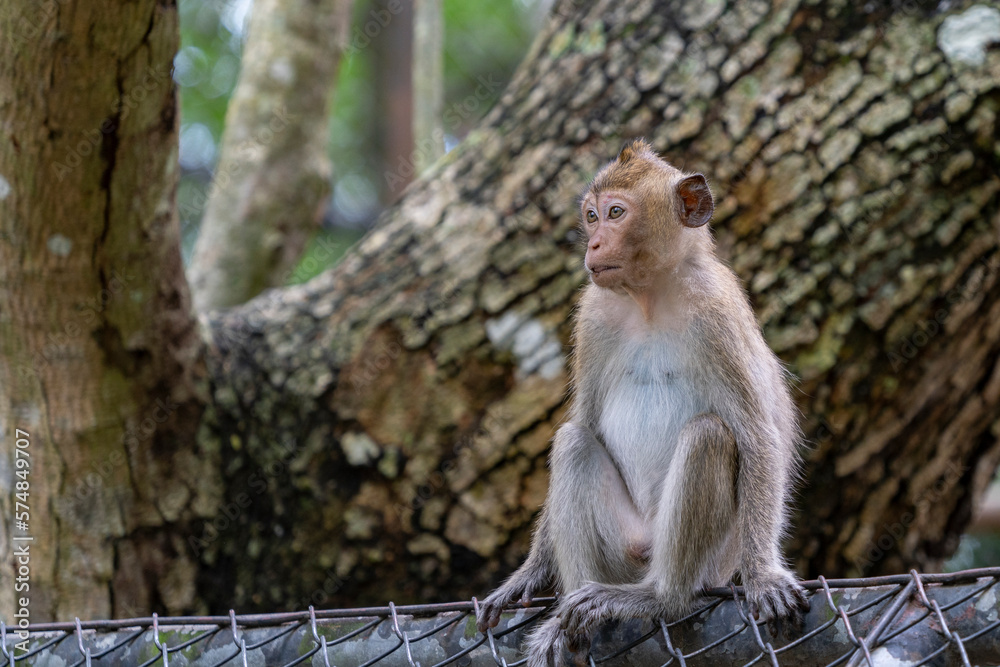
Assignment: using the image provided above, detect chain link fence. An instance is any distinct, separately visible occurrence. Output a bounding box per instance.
[3,568,998,666]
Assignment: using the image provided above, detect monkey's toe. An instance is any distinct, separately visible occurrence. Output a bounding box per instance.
[783,591,811,638]
[751,588,810,639]
[474,610,495,634]
[475,596,508,634]
[565,629,590,654]
[794,587,812,612]
[745,571,811,639]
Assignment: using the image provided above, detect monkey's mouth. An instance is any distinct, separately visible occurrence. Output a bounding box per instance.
[590,265,621,277]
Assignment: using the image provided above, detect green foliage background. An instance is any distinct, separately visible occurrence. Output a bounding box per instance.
[175,0,540,284]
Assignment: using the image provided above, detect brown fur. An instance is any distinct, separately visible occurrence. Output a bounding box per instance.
[477,140,808,665]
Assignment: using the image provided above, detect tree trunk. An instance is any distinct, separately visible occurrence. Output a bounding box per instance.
[195,0,1000,613]
[0,1,210,621]
[372,0,418,203]
[187,0,354,311]
[413,0,445,172]
[4,0,999,622]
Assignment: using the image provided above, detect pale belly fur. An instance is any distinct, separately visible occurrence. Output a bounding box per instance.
[598,333,708,516]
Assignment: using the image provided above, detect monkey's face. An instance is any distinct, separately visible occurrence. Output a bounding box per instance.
[581,190,658,292]
[580,139,715,294]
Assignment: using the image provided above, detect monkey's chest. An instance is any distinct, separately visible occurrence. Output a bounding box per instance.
[598,340,706,513]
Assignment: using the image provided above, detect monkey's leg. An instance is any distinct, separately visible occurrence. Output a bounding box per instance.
[478,421,644,635]
[650,412,738,596]
[523,615,573,667]
[558,413,737,639]
[517,422,649,664]
[524,616,586,667]
[547,422,650,591]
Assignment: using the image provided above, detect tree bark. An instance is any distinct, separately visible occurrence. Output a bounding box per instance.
[413,0,445,172]
[0,1,210,621]
[194,0,1000,613]
[187,0,354,311]
[4,0,1000,622]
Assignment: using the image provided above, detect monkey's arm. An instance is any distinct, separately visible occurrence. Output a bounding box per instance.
[733,419,809,631]
[476,510,556,633]
[702,303,809,632]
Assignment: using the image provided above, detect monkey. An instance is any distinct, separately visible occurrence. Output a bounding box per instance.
[475,139,809,665]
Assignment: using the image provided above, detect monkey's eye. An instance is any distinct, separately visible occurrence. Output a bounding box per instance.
[586,210,597,224]
[609,205,624,219]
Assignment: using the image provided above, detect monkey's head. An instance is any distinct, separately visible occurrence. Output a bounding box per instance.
[580,139,714,292]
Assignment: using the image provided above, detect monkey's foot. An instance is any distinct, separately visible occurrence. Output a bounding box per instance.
[557,582,627,649]
[744,570,811,638]
[559,581,699,649]
[525,615,578,667]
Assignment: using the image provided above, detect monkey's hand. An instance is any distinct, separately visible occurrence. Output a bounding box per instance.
[476,568,547,634]
[743,569,811,638]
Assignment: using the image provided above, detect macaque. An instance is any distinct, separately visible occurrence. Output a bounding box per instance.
[476,139,809,665]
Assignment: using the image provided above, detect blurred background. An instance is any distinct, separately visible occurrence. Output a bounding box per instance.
[172,0,1000,572]
[176,0,545,278]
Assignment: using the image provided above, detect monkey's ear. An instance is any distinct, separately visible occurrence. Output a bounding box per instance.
[677,174,714,228]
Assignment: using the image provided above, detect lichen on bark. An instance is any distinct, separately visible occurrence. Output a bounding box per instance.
[193,0,1000,612]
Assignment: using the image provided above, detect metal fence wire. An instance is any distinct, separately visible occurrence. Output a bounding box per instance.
[3,568,999,666]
